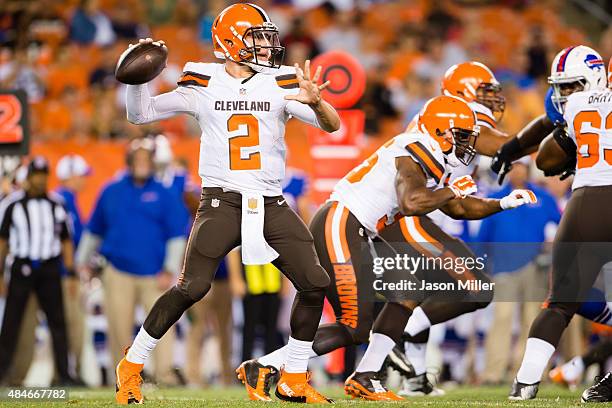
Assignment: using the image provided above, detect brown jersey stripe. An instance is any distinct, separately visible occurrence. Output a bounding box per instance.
[182,71,211,81]
[177,72,210,87]
[276,73,297,81]
[405,142,444,183]
[276,74,299,89]
[476,112,496,129]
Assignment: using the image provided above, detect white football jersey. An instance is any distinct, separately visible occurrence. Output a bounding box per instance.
[331,131,450,234]
[564,88,612,190]
[126,63,322,196]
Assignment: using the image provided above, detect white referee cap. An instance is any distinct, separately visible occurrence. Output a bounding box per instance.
[56,154,91,180]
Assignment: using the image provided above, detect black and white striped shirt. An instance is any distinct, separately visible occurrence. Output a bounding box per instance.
[0,190,71,260]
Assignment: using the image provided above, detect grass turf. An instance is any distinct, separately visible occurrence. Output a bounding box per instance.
[1,384,602,407]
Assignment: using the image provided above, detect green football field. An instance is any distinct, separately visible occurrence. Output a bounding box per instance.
[2,385,605,407]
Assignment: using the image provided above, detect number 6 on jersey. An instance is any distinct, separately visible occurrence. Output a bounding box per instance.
[228,114,261,170]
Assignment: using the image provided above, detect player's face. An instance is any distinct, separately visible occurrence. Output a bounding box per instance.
[558,81,584,97]
[476,84,505,120]
[252,31,274,62]
[242,26,284,68]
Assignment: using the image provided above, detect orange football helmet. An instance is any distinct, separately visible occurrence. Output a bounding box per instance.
[211,3,284,72]
[417,95,479,166]
[441,61,505,119]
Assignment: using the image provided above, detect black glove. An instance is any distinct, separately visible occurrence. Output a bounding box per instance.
[490,137,522,185]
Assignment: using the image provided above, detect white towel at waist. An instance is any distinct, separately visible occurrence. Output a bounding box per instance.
[241,194,279,265]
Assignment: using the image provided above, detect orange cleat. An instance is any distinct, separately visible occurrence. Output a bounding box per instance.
[549,365,578,390]
[549,366,566,385]
[275,370,333,403]
[115,348,144,404]
[236,359,279,401]
[344,371,404,401]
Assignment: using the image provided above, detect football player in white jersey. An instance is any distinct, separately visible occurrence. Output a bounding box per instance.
[239,95,536,401]
[114,3,340,404]
[397,61,514,395]
[509,49,612,401]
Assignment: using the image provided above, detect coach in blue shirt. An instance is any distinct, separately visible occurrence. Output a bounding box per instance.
[76,137,186,385]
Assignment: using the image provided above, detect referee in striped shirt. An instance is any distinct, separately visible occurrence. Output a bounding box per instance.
[0,156,76,385]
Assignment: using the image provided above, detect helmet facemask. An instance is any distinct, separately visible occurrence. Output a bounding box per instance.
[476,82,505,122]
[437,126,479,166]
[239,22,285,72]
[549,77,586,114]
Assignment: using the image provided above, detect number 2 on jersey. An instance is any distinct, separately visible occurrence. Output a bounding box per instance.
[228,114,261,170]
[574,110,612,169]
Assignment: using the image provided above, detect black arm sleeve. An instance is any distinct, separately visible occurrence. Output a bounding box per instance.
[552,126,577,158]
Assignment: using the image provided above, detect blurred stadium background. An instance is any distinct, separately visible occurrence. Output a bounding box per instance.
[0,0,611,396]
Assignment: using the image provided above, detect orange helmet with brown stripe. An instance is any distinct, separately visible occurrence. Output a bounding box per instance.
[417,95,480,166]
[441,61,505,120]
[211,3,285,73]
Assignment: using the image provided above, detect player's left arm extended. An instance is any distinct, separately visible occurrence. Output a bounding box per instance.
[441,189,537,220]
[441,196,502,220]
[284,60,340,133]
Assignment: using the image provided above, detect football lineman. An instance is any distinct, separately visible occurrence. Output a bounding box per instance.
[114,3,339,404]
[509,47,612,401]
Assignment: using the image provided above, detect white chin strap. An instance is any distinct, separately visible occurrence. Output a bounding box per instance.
[445,145,462,168]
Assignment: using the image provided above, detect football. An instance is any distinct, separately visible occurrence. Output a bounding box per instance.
[115,42,168,85]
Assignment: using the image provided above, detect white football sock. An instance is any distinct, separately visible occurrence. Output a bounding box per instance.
[516,337,556,384]
[258,344,317,371]
[257,346,287,370]
[405,341,427,376]
[284,337,314,373]
[356,333,395,373]
[561,356,585,382]
[404,307,431,337]
[126,327,159,364]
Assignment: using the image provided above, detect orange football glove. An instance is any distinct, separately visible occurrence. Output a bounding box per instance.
[448,175,477,199]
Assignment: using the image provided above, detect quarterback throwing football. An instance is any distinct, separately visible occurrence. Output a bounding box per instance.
[114,3,339,404]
